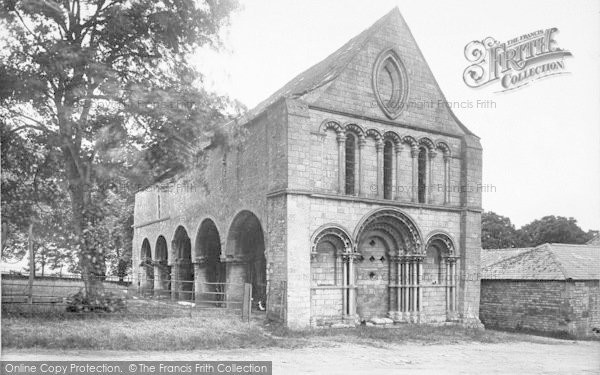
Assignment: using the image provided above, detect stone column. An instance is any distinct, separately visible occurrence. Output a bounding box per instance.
[445,259,450,313]
[337,133,346,194]
[341,253,348,316]
[193,259,207,302]
[410,260,416,318]
[376,139,383,199]
[418,257,424,322]
[452,259,457,313]
[358,137,366,197]
[153,262,165,298]
[411,147,419,202]
[139,266,146,295]
[394,146,402,200]
[348,252,357,318]
[170,259,180,301]
[403,261,408,320]
[395,257,401,316]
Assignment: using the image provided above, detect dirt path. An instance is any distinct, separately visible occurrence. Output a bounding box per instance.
[2,339,599,374]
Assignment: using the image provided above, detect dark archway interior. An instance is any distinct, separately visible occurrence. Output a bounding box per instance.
[140,239,153,290]
[173,226,193,300]
[196,219,226,302]
[227,211,266,307]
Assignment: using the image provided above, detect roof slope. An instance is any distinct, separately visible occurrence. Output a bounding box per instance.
[481,243,600,280]
[587,233,600,246]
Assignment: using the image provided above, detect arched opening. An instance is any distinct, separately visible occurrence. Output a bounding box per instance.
[172,226,193,300]
[373,49,408,120]
[195,219,226,306]
[154,236,170,298]
[140,239,153,295]
[425,234,457,321]
[310,226,352,325]
[226,211,266,309]
[418,147,427,203]
[345,133,356,195]
[383,141,394,199]
[424,245,442,285]
[355,209,423,322]
[378,59,402,108]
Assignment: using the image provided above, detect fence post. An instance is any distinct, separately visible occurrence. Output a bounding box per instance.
[242,283,252,323]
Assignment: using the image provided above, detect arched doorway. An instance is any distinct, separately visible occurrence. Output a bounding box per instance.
[195,219,226,306]
[225,211,266,309]
[425,233,457,321]
[172,226,193,300]
[354,209,423,322]
[310,226,353,326]
[154,236,170,298]
[140,239,153,295]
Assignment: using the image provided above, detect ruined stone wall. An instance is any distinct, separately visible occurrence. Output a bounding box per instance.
[132,99,289,318]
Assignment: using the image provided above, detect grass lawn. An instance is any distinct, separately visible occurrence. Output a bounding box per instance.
[2,307,556,351]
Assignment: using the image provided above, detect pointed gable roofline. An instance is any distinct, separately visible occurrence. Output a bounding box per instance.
[231,7,477,138]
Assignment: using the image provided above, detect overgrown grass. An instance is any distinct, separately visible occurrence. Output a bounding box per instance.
[3,299,563,351]
[3,313,557,351]
[2,313,292,351]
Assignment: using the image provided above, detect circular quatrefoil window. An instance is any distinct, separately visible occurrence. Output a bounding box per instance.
[372,48,408,119]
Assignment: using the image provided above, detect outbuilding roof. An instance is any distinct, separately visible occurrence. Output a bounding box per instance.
[481,243,600,280]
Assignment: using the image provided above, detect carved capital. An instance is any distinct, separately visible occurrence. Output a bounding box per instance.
[411,147,419,158]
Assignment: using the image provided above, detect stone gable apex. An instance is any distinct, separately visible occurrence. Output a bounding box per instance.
[241,7,476,138]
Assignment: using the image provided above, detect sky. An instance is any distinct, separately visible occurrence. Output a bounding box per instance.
[192,0,600,231]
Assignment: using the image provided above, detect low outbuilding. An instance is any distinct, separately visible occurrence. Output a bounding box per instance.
[480,243,599,337]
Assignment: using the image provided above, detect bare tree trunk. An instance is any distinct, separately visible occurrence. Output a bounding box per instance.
[27,223,34,304]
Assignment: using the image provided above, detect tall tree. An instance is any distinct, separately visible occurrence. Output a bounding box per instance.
[481,211,520,249]
[1,0,240,296]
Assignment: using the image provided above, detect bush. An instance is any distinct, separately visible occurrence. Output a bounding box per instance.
[66,290,126,313]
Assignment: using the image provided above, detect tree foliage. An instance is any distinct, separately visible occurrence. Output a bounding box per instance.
[1,0,241,293]
[482,211,597,249]
[519,216,596,247]
[481,211,520,249]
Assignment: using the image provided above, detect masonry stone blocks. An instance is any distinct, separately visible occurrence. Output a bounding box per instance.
[132,8,483,328]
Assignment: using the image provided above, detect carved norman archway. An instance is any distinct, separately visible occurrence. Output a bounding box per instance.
[354,209,423,322]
